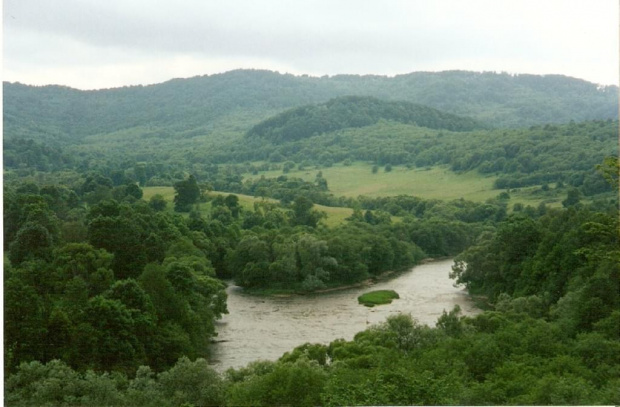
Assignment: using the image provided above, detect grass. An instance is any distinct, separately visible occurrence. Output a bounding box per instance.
[245,162,574,209]
[357,290,400,307]
[245,163,499,202]
[143,162,571,227]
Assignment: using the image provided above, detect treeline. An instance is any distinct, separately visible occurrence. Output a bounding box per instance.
[196,192,502,289]
[246,96,485,142]
[7,198,619,405]
[228,203,425,291]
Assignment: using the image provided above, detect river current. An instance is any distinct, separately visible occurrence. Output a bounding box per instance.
[209,259,478,371]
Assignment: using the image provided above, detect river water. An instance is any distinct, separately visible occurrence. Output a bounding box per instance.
[209,259,478,371]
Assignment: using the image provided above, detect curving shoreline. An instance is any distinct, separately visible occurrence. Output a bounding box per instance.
[210,259,477,371]
[236,257,456,297]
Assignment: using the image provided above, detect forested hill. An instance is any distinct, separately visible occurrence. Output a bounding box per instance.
[3,69,618,145]
[246,96,486,142]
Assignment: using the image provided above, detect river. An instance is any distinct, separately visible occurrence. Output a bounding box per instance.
[209,259,478,371]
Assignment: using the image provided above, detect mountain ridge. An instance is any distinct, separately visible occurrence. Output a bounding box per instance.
[4,69,618,145]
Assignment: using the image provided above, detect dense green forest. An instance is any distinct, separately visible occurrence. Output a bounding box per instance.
[246,96,486,142]
[5,178,619,405]
[4,69,619,405]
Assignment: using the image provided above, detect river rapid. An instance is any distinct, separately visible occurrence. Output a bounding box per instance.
[209,259,478,371]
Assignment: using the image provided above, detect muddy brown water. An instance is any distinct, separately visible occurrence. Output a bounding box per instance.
[209,259,478,371]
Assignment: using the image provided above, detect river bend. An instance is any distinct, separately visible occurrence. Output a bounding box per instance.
[210,259,478,371]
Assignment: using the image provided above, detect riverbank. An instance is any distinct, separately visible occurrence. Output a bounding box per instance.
[210,258,479,371]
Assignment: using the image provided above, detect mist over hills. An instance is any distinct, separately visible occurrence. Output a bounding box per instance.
[4,69,618,146]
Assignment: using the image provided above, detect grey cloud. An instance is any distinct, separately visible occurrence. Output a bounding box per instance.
[3,0,618,87]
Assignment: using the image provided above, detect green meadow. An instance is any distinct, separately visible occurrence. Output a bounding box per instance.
[144,162,567,228]
[245,164,497,201]
[244,162,566,208]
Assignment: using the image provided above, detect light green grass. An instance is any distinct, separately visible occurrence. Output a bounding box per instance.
[143,164,569,225]
[358,290,400,307]
[245,162,579,209]
[246,163,499,201]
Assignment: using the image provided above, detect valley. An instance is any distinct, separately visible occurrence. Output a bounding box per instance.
[4,69,619,406]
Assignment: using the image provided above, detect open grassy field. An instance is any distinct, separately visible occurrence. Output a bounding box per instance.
[244,162,566,208]
[246,164,498,201]
[144,162,567,228]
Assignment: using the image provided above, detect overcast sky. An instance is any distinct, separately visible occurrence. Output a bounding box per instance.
[3,0,618,90]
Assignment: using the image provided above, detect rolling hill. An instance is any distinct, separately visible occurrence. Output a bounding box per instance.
[4,69,618,149]
[246,96,486,142]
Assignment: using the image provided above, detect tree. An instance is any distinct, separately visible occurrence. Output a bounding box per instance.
[562,188,581,208]
[596,156,618,190]
[291,196,324,228]
[158,357,225,407]
[5,276,48,370]
[52,243,114,296]
[173,175,200,212]
[76,296,143,372]
[9,223,54,264]
[224,194,241,218]
[148,194,168,212]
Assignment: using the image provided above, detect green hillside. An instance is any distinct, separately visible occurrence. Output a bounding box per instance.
[246,96,485,142]
[4,70,618,148]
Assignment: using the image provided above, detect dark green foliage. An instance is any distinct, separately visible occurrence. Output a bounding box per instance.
[5,71,617,149]
[226,358,327,407]
[452,207,619,324]
[291,195,324,227]
[3,138,73,171]
[173,175,200,212]
[562,187,582,207]
[3,184,228,375]
[228,219,427,291]
[148,193,168,211]
[5,357,224,407]
[157,357,225,406]
[247,96,485,142]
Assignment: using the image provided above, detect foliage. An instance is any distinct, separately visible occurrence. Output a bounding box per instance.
[358,290,400,307]
[4,68,620,405]
[247,96,485,142]
[3,184,228,375]
[173,175,200,212]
